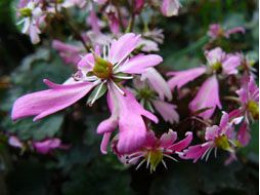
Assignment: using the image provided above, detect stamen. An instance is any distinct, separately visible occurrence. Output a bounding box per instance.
[161,160,168,169]
[89,81,106,106]
[163,154,178,162]
[205,147,214,161]
[113,75,133,80]
[136,159,146,170]
[111,81,125,95]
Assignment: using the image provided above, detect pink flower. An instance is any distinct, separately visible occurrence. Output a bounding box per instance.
[161,0,181,17]
[17,1,45,44]
[12,33,162,121]
[181,112,242,163]
[52,40,83,65]
[33,138,69,154]
[117,130,192,172]
[141,68,172,101]
[8,136,69,154]
[208,24,245,40]
[205,47,242,75]
[168,47,241,119]
[133,68,179,124]
[12,33,162,155]
[97,84,158,154]
[189,75,222,119]
[229,75,259,146]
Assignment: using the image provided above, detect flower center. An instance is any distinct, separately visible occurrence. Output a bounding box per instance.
[144,149,163,172]
[93,56,113,79]
[215,135,230,151]
[247,100,259,120]
[137,88,156,101]
[211,61,222,72]
[19,8,32,17]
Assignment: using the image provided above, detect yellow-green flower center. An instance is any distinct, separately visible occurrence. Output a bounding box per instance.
[93,56,113,79]
[137,88,156,101]
[247,100,259,120]
[19,8,32,17]
[215,135,230,151]
[211,62,222,71]
[144,149,163,172]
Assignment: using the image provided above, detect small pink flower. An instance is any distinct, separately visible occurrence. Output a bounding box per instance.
[208,24,245,40]
[181,112,242,163]
[33,138,69,154]
[134,68,179,124]
[229,75,259,146]
[117,130,192,172]
[17,1,45,44]
[161,0,181,17]
[189,75,222,119]
[205,47,242,75]
[52,40,83,65]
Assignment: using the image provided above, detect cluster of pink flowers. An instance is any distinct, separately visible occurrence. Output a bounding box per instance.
[10,0,258,172]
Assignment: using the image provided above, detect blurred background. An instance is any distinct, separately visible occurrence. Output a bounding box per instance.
[0,0,259,194]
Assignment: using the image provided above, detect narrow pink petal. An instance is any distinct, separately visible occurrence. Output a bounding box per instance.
[119,54,162,74]
[152,100,179,124]
[12,80,96,121]
[159,129,177,148]
[181,142,211,163]
[77,53,95,71]
[169,131,193,152]
[33,138,61,154]
[189,75,222,119]
[143,131,158,148]
[225,27,245,37]
[237,122,251,146]
[205,125,220,141]
[100,132,112,154]
[108,33,140,64]
[99,84,158,154]
[142,68,172,101]
[222,54,241,75]
[167,67,206,90]
[219,112,229,129]
[8,136,23,148]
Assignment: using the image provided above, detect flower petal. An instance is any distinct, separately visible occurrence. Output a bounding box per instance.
[142,68,172,101]
[12,80,96,121]
[119,54,162,74]
[169,131,193,152]
[109,33,140,64]
[152,100,179,124]
[189,75,222,119]
[159,129,177,148]
[167,67,206,90]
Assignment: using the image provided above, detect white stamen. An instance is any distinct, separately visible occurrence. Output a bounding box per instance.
[214,147,218,158]
[136,159,146,170]
[163,154,178,162]
[161,160,168,169]
[111,81,125,95]
[89,81,105,106]
[113,75,133,80]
